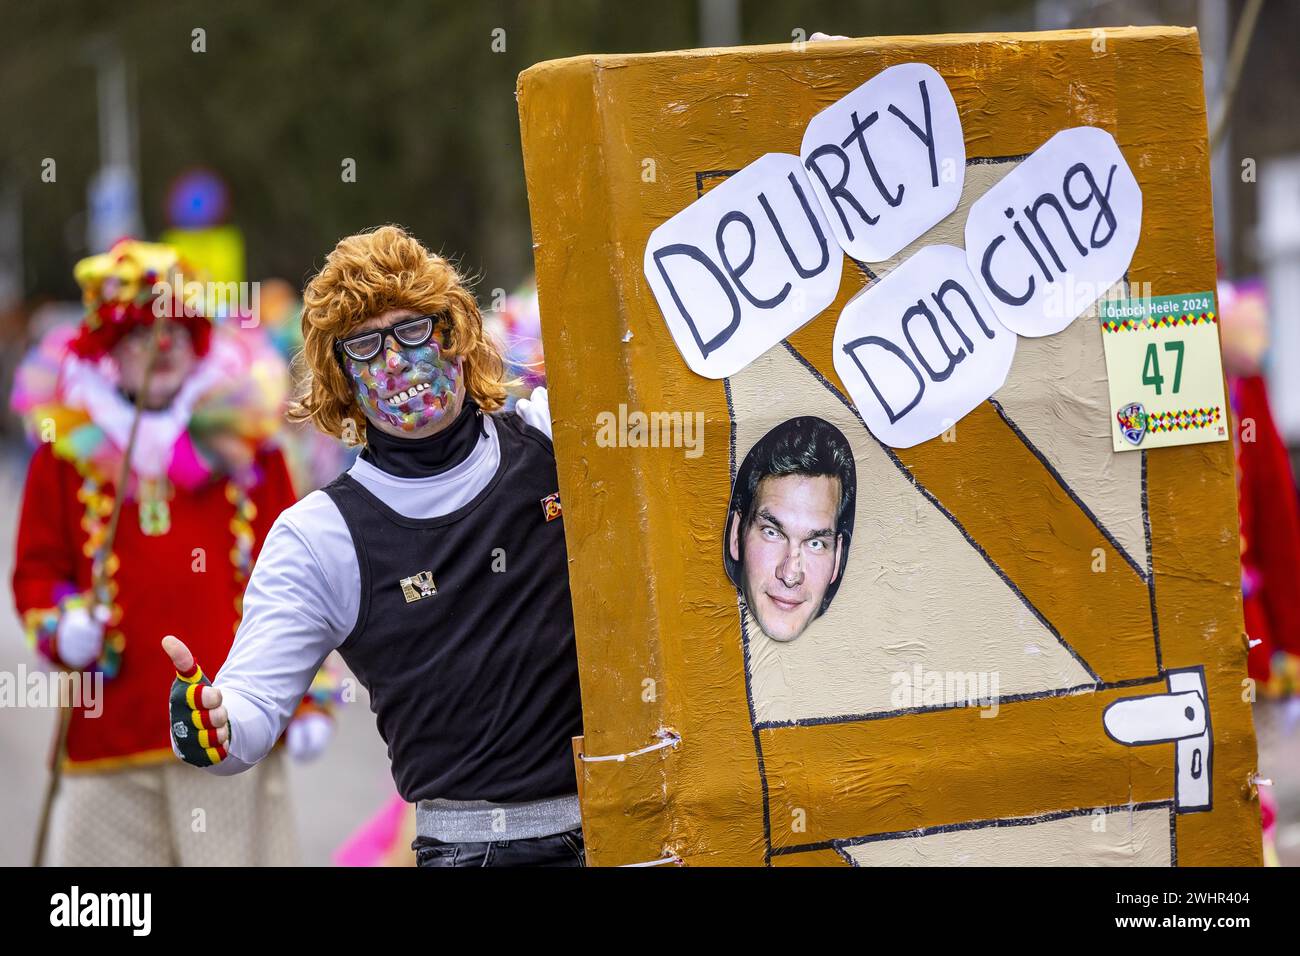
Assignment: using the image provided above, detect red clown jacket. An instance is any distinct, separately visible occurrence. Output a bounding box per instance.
[1232,374,1300,688]
[14,442,296,770]
[9,308,310,773]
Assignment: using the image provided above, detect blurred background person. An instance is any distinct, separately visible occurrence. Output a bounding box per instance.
[1221,275,1300,867]
[9,239,336,864]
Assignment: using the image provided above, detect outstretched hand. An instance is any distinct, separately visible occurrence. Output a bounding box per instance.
[162,635,229,766]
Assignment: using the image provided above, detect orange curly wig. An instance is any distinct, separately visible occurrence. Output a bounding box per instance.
[290,225,509,442]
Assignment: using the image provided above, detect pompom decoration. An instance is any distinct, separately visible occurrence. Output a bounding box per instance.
[13,321,287,497]
[481,277,545,409]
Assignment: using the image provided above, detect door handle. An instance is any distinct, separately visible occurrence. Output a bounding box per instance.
[1101,667,1212,813]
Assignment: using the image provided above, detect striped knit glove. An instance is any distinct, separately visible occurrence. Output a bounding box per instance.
[162,635,229,767]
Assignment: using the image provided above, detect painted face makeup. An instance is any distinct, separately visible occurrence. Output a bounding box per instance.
[345,335,463,436]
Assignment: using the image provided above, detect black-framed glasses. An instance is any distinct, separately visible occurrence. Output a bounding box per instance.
[335,314,448,363]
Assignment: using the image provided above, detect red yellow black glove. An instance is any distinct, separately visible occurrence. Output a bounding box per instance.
[162,635,229,767]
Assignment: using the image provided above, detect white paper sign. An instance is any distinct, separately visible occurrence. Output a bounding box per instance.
[643,153,843,379]
[800,62,965,263]
[832,244,1016,448]
[964,126,1142,337]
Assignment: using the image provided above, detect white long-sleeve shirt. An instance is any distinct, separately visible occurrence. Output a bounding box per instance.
[209,390,553,775]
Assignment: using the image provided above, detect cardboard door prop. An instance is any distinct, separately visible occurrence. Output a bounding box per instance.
[518,27,1260,867]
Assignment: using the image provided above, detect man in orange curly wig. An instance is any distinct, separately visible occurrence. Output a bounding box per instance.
[161,225,586,866]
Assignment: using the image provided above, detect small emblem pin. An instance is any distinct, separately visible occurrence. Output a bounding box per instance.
[541,492,562,522]
[1117,401,1147,446]
[399,570,438,603]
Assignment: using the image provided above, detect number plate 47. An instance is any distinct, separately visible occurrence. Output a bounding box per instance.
[1141,341,1184,395]
[1098,292,1229,453]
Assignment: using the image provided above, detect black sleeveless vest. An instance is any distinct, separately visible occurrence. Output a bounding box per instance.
[322,413,583,803]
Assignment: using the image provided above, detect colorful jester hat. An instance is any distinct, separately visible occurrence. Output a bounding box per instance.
[69,238,213,359]
[12,239,288,510]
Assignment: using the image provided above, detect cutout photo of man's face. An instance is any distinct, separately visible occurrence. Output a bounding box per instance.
[729,473,844,642]
[724,416,855,645]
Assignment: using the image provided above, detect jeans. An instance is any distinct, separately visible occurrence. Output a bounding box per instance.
[414,825,586,867]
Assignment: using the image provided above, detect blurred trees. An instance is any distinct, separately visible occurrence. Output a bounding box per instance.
[0,0,1035,302]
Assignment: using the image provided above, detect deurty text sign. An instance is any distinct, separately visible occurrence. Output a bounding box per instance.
[643,61,1145,450]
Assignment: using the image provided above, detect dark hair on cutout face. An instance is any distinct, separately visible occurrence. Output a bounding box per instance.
[723,416,857,617]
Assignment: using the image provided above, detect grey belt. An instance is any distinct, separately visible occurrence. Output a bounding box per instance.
[416,793,582,843]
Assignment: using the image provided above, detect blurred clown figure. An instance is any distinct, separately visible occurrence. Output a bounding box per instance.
[10,240,336,866]
[1219,277,1300,692]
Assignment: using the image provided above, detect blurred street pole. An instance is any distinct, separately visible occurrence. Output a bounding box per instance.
[1032,0,1073,30]
[0,178,21,312]
[699,0,741,47]
[86,37,142,254]
[1199,0,1231,269]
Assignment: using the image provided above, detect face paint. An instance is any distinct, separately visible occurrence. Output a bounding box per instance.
[345,335,462,435]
